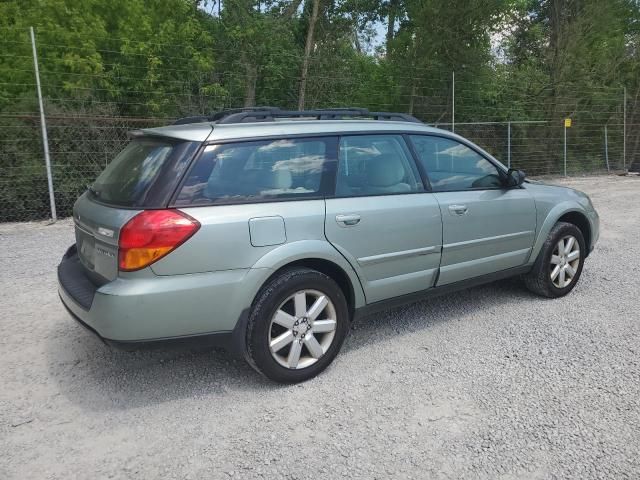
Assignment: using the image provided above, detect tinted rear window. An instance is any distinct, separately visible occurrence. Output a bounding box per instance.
[90,138,189,207]
[174,137,336,206]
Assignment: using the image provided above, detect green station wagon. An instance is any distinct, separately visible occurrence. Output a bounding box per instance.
[58,107,600,382]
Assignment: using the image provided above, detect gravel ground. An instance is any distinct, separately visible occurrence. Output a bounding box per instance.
[1,175,639,480]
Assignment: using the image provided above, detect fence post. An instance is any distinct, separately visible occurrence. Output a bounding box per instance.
[604,124,610,173]
[451,71,455,133]
[623,86,627,172]
[507,121,511,168]
[563,120,567,177]
[30,26,56,222]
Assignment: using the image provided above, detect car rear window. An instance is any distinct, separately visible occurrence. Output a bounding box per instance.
[174,137,336,206]
[90,138,192,207]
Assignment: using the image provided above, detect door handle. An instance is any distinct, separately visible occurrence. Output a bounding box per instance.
[448,204,468,216]
[335,214,361,226]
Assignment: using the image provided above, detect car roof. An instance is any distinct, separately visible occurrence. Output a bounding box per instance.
[136,122,214,142]
[140,119,453,143]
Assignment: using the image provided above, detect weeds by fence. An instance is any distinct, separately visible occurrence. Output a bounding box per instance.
[0,27,635,222]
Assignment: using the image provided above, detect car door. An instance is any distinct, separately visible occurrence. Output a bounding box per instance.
[409,134,536,286]
[324,134,442,303]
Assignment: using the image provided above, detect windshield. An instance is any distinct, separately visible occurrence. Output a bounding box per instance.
[90,138,175,207]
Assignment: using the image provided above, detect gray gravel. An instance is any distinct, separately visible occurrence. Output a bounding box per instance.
[1,175,639,479]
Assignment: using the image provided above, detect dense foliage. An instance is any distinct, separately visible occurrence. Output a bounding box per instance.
[1,0,639,220]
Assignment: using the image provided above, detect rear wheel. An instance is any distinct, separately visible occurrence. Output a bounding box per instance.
[524,222,585,298]
[245,268,350,383]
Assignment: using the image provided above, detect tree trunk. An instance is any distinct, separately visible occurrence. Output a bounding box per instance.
[548,0,566,174]
[549,0,563,80]
[243,58,257,107]
[298,0,320,110]
[386,0,398,50]
[284,0,304,18]
[353,16,362,54]
[408,82,416,115]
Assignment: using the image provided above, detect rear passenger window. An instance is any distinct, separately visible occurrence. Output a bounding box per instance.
[410,135,503,191]
[336,135,422,196]
[175,138,335,205]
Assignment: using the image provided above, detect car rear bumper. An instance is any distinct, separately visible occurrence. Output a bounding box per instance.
[58,293,233,350]
[57,244,257,346]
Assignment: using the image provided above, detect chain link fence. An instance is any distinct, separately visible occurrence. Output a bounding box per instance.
[0,27,636,222]
[1,110,166,221]
[434,121,628,176]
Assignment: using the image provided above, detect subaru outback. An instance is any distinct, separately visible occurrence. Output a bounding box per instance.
[58,107,600,383]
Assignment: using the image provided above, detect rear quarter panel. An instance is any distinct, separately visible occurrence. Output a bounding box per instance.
[151,199,367,309]
[151,200,326,275]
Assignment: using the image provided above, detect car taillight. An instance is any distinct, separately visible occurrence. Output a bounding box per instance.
[118,210,200,272]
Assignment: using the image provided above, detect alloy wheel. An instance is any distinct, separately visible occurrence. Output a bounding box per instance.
[550,235,581,288]
[268,289,337,369]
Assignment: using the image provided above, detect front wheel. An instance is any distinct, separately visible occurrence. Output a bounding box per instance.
[524,221,586,298]
[245,268,350,383]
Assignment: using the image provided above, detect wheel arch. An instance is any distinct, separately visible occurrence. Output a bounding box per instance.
[557,211,591,256]
[231,243,365,362]
[249,240,366,312]
[530,203,592,263]
[260,258,358,318]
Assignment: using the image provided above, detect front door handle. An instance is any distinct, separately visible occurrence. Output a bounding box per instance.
[335,214,361,226]
[448,204,468,216]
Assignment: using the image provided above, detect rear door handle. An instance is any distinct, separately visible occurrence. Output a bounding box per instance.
[335,214,361,226]
[448,204,468,216]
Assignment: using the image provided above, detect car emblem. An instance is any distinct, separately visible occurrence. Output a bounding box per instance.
[98,227,114,238]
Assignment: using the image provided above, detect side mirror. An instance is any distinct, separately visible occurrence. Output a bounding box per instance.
[506,168,526,187]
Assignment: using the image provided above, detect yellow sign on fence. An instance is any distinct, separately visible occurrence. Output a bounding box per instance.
[564,118,572,128]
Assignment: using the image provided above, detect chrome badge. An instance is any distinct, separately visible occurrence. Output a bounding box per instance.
[97,227,114,238]
[96,247,115,258]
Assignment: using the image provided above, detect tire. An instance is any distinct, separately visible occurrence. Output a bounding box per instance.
[245,267,350,383]
[523,221,586,298]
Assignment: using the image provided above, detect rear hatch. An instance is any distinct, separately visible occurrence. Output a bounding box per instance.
[73,136,200,282]
[73,195,139,282]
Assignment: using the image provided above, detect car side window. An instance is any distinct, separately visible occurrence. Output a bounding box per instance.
[174,137,336,205]
[409,135,503,191]
[336,135,423,196]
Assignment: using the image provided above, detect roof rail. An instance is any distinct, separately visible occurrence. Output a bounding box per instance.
[219,108,422,124]
[172,107,421,125]
[172,107,282,125]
